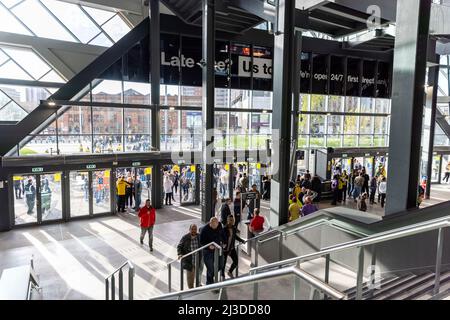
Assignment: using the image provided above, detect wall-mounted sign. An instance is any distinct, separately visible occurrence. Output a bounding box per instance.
[86,164,96,170]
[101,33,391,98]
[32,167,44,173]
[132,162,141,167]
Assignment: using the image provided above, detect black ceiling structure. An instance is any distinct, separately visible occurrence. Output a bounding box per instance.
[160,0,395,51]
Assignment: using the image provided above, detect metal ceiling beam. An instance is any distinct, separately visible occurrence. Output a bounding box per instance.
[62,0,143,15]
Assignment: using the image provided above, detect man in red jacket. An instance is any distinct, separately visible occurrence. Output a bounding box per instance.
[138,199,156,252]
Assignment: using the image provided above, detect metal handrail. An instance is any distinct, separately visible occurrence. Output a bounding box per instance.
[152,266,347,300]
[167,241,223,292]
[249,216,450,300]
[167,242,222,266]
[105,260,135,300]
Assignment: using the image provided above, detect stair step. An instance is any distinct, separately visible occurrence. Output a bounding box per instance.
[345,275,401,298]
[372,273,436,300]
[351,273,419,300]
[404,274,450,300]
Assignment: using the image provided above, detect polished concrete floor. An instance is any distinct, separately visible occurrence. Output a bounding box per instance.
[318,184,450,217]
[0,202,262,300]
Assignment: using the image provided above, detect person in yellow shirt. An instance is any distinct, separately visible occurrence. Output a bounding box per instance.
[116,176,129,212]
[293,183,302,200]
[288,197,301,222]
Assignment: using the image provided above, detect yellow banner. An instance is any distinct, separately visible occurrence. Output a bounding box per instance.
[104,170,110,178]
[13,176,22,181]
[256,163,261,169]
[54,173,61,182]
[190,165,196,172]
[224,164,229,171]
[145,167,152,175]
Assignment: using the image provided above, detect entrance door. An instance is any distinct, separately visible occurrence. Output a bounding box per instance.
[40,173,63,222]
[69,171,90,218]
[179,165,196,205]
[13,172,63,226]
[13,174,37,225]
[92,170,111,215]
[116,167,152,211]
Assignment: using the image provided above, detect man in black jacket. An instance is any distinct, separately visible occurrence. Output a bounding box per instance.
[177,224,202,289]
[199,217,224,284]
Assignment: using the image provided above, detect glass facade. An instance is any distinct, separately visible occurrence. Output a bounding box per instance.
[298,95,390,149]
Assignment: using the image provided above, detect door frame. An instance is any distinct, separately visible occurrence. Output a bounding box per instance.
[10,171,65,228]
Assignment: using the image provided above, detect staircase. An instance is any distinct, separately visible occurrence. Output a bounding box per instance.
[345,270,450,300]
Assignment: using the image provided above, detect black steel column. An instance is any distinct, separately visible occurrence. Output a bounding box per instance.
[385,0,432,215]
[0,164,11,231]
[269,0,296,226]
[228,164,234,201]
[150,0,162,209]
[201,0,215,223]
[290,31,302,181]
[425,54,440,199]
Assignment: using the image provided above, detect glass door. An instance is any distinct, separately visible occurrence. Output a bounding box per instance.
[93,170,111,215]
[249,163,261,192]
[13,175,37,225]
[70,171,90,218]
[40,173,63,222]
[179,165,196,205]
[13,172,63,226]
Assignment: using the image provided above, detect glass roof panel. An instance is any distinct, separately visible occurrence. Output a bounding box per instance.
[41,0,101,43]
[12,0,76,42]
[0,60,33,80]
[0,4,32,35]
[82,5,115,26]
[101,14,130,42]
[1,46,50,80]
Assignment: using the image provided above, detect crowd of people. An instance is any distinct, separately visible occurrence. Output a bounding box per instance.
[287,171,321,222]
[329,166,389,212]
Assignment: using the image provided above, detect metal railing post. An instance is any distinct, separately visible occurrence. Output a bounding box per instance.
[128,267,134,300]
[254,240,259,268]
[105,278,109,300]
[180,261,184,291]
[325,254,330,284]
[355,247,365,300]
[369,245,377,299]
[214,248,219,283]
[168,264,172,293]
[195,252,200,287]
[111,274,115,300]
[433,228,445,296]
[235,245,239,278]
[293,276,301,300]
[118,269,123,300]
[278,232,283,263]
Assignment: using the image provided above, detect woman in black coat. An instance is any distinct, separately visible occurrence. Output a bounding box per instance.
[220,215,246,278]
